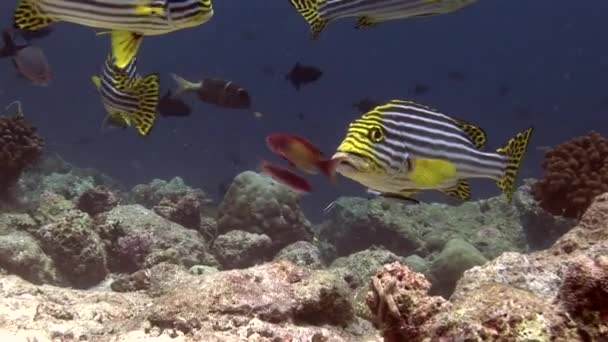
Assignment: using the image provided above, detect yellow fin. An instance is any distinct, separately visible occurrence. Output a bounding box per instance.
[134,2,165,16]
[13,0,55,30]
[451,118,487,149]
[91,76,101,90]
[111,31,143,69]
[409,158,457,187]
[496,127,534,202]
[355,16,379,29]
[131,73,160,136]
[288,0,327,39]
[440,180,471,201]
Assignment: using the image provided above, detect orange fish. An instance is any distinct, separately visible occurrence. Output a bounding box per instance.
[259,160,312,193]
[265,133,339,182]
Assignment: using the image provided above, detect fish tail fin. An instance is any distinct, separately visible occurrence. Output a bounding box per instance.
[110,31,143,69]
[318,158,340,184]
[13,0,55,30]
[288,0,327,39]
[171,73,197,96]
[496,127,534,202]
[131,73,160,136]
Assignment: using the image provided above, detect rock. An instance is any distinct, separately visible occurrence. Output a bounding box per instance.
[514,179,577,250]
[188,265,219,276]
[29,191,78,225]
[330,247,407,290]
[403,255,430,275]
[0,261,380,341]
[430,238,487,297]
[217,171,312,252]
[153,192,202,230]
[0,230,67,285]
[274,241,324,269]
[94,205,218,273]
[365,193,608,341]
[77,186,120,216]
[320,195,525,260]
[211,230,273,269]
[131,177,211,209]
[34,211,108,288]
[111,263,197,297]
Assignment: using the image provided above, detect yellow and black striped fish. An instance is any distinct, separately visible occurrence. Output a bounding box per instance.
[331,100,533,202]
[13,0,213,67]
[91,53,160,136]
[289,0,478,39]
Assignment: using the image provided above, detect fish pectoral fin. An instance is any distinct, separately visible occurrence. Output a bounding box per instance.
[496,127,533,202]
[110,31,143,69]
[288,0,327,39]
[355,16,379,29]
[451,118,487,149]
[440,180,471,201]
[13,0,56,30]
[91,75,101,90]
[409,158,457,187]
[131,73,160,136]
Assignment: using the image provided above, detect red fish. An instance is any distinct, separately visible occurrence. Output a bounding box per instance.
[265,133,339,182]
[259,160,312,194]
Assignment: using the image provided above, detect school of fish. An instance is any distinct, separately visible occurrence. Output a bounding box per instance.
[4,0,536,202]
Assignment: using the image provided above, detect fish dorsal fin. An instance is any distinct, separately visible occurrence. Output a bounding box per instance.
[13,0,56,30]
[288,0,327,40]
[130,73,160,136]
[110,31,143,69]
[440,180,471,201]
[451,117,487,149]
[409,158,457,187]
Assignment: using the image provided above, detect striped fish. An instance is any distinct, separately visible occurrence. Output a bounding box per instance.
[331,99,533,201]
[91,53,160,136]
[289,0,478,39]
[13,0,213,67]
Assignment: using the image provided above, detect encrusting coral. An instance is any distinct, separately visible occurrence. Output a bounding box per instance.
[531,131,608,218]
[0,110,44,198]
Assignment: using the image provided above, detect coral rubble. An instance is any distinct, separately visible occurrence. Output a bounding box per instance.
[532,131,608,218]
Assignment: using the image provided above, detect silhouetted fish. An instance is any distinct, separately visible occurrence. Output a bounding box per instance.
[171,73,252,109]
[286,62,322,90]
[0,29,51,86]
[158,90,192,117]
[353,97,381,113]
[411,81,430,95]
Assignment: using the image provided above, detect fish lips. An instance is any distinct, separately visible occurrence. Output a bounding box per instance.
[331,151,368,174]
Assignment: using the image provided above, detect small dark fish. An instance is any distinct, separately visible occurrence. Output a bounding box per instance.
[411,82,430,95]
[353,97,381,113]
[286,62,322,90]
[172,73,252,109]
[259,160,312,193]
[0,28,51,86]
[447,71,465,81]
[498,82,511,97]
[158,90,192,117]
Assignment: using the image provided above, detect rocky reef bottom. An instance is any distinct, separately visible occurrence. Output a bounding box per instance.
[0,157,606,341]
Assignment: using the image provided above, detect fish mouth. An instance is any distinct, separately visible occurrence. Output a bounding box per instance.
[331,151,368,173]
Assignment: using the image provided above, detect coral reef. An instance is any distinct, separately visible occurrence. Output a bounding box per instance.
[532,131,608,218]
[366,193,608,341]
[77,186,120,216]
[0,113,44,198]
[217,171,312,252]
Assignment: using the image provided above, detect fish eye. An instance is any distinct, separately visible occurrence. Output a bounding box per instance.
[368,126,384,142]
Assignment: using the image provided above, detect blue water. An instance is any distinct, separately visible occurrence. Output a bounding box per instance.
[1,0,607,218]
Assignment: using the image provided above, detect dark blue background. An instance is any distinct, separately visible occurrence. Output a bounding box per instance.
[1,0,606,219]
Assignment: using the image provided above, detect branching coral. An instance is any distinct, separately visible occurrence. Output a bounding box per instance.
[531,131,608,218]
[0,110,44,197]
